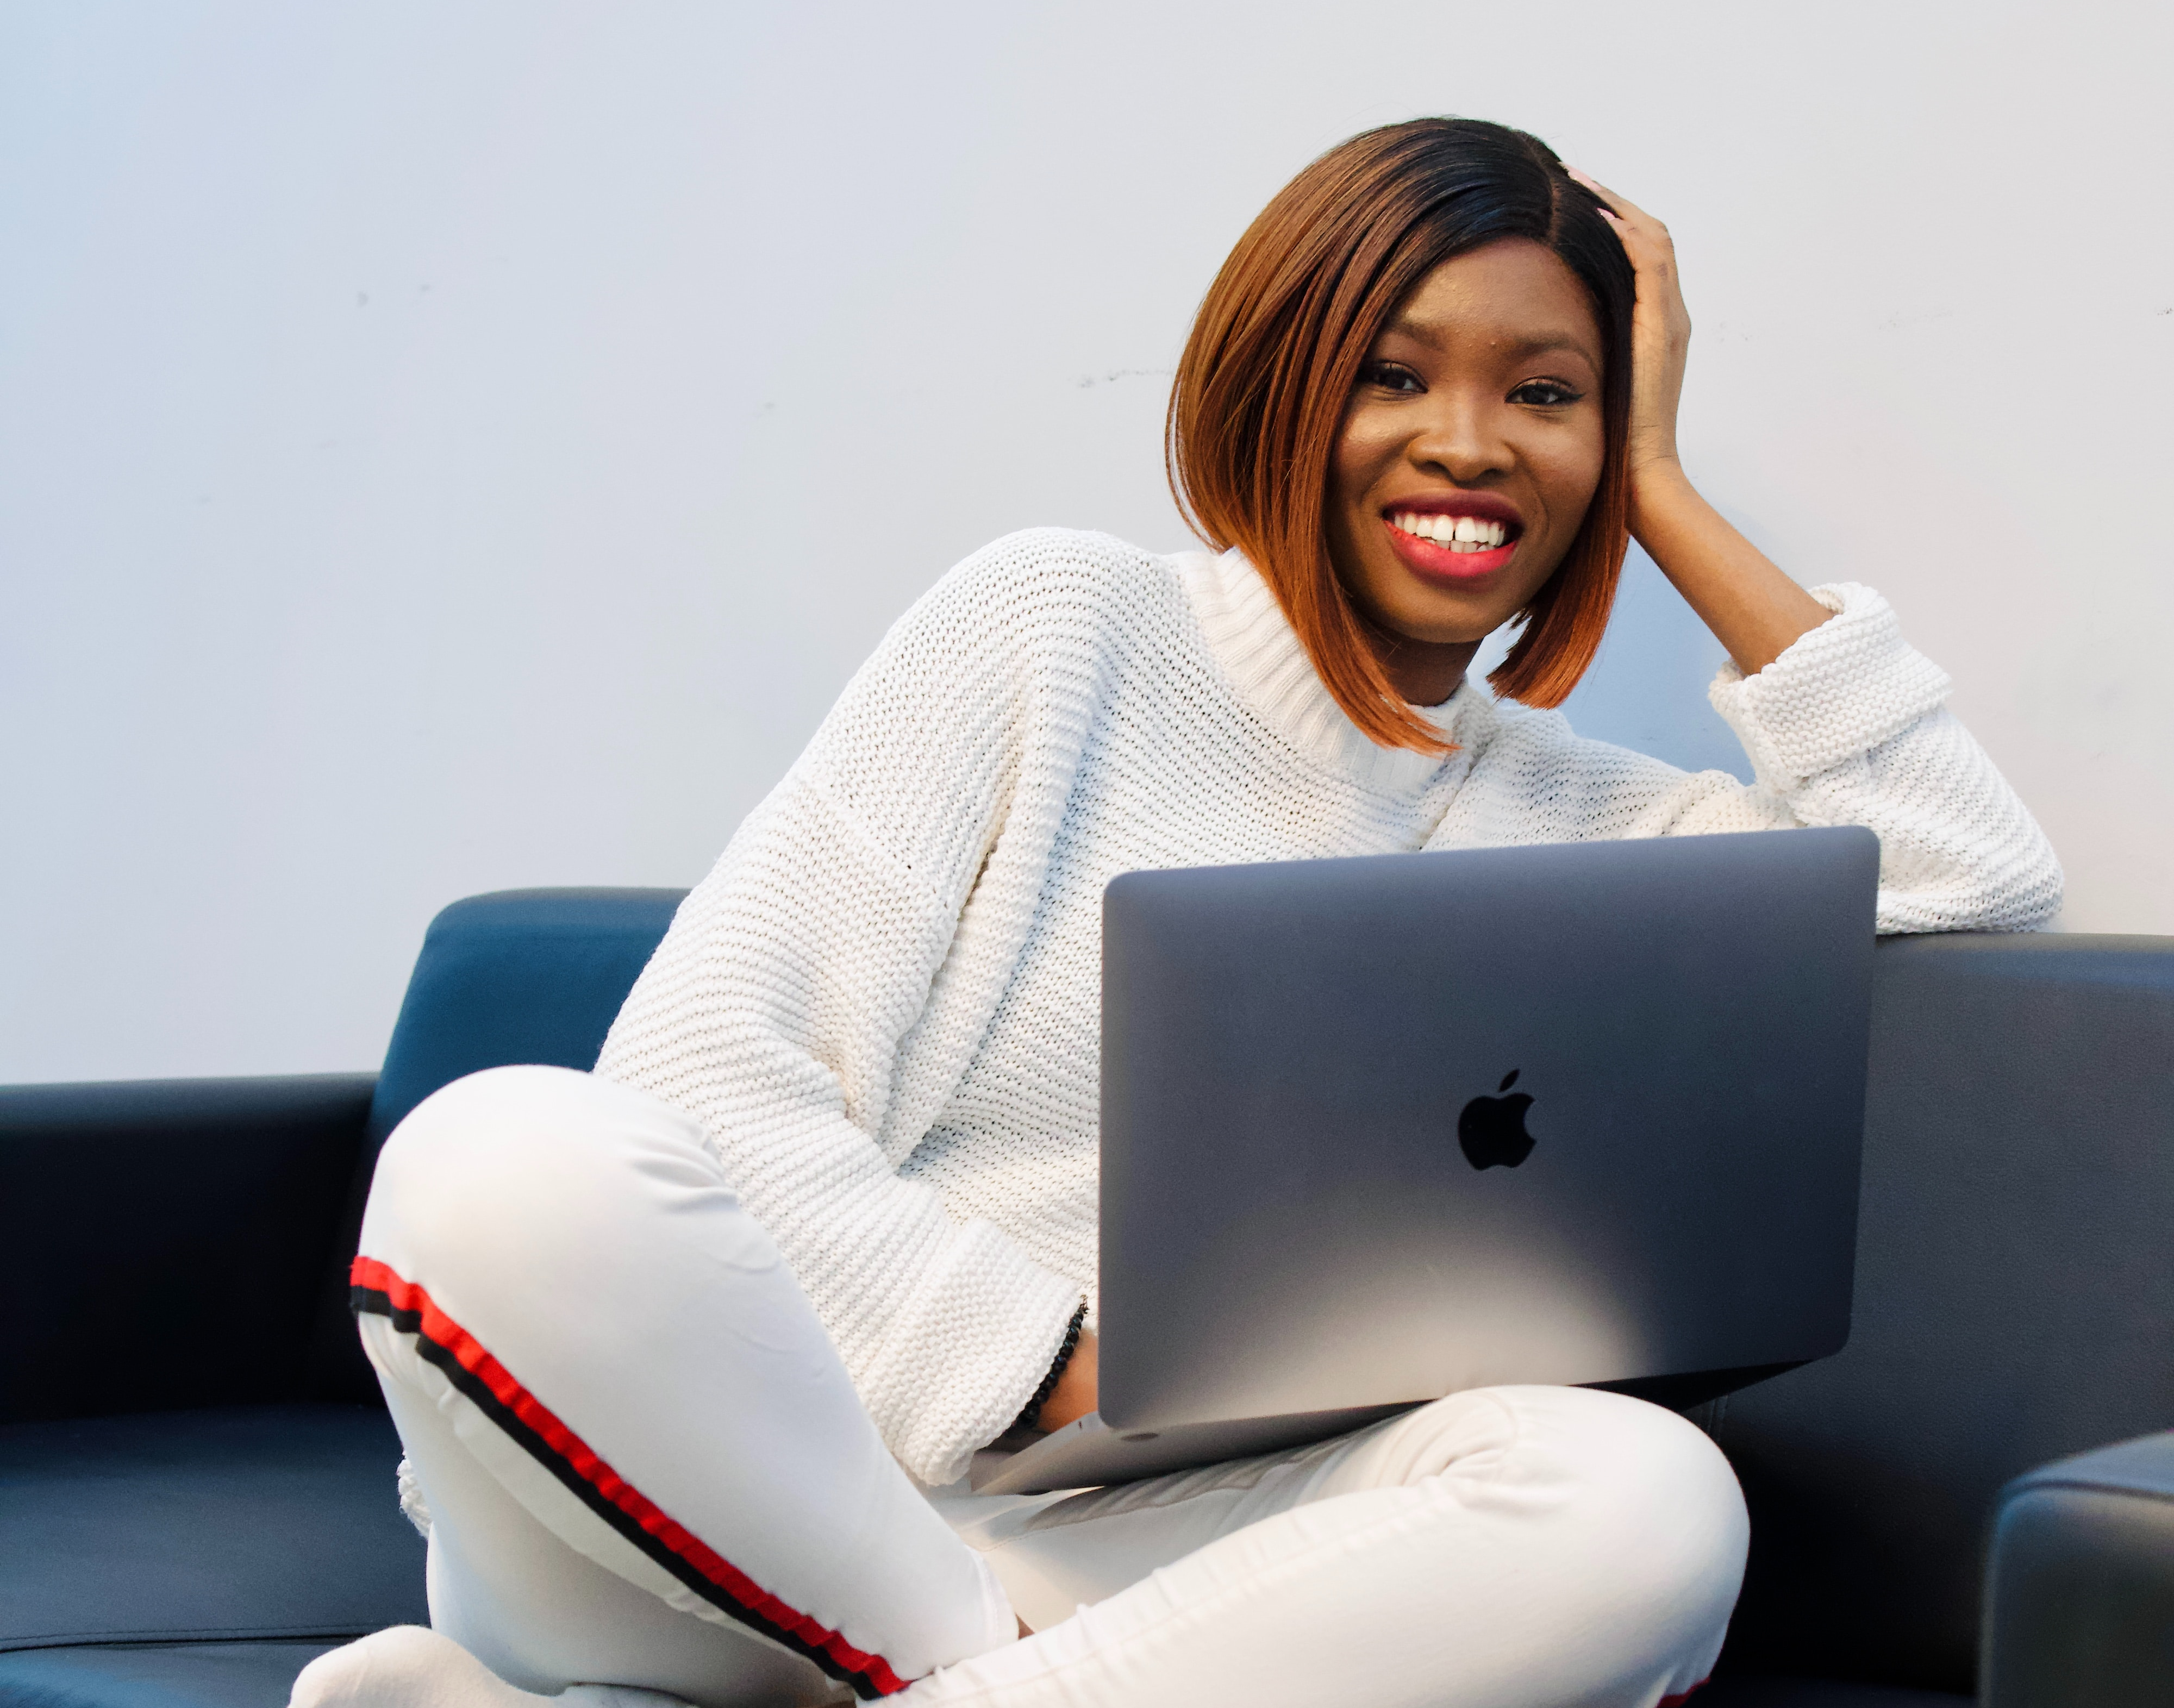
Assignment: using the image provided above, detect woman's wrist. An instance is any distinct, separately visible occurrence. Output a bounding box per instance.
[1011,1302,1089,1434]
[1625,455,1698,547]
[1628,466,1832,676]
[1034,1324,1099,1432]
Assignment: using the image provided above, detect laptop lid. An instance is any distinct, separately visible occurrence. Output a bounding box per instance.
[1096,827,1879,1434]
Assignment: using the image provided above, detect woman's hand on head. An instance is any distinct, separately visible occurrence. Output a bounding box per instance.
[1565,167,1833,674]
[1032,1326,1098,1432]
[1566,169,1692,497]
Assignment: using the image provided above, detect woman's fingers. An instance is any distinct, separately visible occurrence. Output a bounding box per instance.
[1562,165,1692,479]
[1563,164,1688,331]
[1565,167,1678,274]
[1563,167,1655,231]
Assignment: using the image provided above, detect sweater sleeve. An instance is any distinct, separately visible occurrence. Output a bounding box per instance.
[593,535,1108,1485]
[1452,584,2063,933]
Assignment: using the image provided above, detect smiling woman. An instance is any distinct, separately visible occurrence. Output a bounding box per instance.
[298,116,2061,1708]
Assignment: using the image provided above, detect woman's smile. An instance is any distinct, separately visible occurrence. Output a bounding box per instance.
[1382,491,1527,586]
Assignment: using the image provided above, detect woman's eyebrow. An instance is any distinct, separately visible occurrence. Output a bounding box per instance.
[1497,333,1598,364]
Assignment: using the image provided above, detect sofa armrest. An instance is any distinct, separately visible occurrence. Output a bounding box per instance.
[1982,1431,2174,1707]
[0,1074,376,1423]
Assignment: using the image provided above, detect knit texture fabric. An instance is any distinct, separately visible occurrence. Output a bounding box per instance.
[595,529,2061,1484]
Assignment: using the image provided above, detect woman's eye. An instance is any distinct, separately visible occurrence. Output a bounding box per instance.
[1360,361,1423,393]
[1511,379,1583,406]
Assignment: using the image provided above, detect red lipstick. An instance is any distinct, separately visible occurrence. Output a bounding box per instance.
[1380,491,1525,586]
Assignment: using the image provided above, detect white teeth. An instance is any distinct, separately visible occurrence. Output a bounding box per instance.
[1390,511,1509,551]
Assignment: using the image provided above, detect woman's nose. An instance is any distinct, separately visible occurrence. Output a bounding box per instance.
[1407,395,1513,484]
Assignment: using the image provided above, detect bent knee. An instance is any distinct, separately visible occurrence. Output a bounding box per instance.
[1524,1386,1748,1601]
[361,1066,723,1278]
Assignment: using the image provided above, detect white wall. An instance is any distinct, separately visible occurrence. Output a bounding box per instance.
[4,0,2169,1084]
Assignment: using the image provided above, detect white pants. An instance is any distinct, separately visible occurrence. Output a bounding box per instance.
[347,1066,1747,1708]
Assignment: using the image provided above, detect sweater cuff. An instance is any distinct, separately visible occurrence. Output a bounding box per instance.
[1009,1300,1089,1434]
[1709,583,1953,789]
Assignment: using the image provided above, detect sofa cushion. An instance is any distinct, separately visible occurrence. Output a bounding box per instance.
[1982,1430,2174,1707]
[0,1077,375,1424]
[0,1643,340,1708]
[0,1405,424,1650]
[1709,933,2174,1694]
[362,887,688,1154]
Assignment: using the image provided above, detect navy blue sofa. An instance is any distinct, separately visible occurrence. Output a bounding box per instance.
[4,890,2171,1708]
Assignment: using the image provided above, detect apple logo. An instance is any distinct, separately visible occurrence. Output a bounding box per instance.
[1458,1070,1536,1170]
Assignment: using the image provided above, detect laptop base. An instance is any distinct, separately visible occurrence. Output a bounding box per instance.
[970,1362,1807,1497]
[970,1400,1415,1497]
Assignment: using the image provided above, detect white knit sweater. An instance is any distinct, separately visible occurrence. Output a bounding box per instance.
[595,529,2061,1485]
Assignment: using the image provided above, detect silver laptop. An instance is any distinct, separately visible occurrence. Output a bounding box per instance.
[973,827,1879,1497]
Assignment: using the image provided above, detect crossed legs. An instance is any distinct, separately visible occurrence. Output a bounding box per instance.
[299,1066,1746,1708]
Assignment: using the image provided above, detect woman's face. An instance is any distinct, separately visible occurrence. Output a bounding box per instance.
[1327,239,1607,660]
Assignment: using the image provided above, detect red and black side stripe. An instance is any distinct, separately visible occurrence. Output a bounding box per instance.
[351,1256,908,1698]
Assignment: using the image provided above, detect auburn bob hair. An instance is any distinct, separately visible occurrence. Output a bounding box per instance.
[1167,118,1637,754]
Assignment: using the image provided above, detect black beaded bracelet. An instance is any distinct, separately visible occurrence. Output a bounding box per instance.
[1012,1300,1088,1433]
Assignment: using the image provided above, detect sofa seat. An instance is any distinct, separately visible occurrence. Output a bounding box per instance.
[0,1656,1970,1708]
[0,1404,425,1693]
[0,1655,1970,1708]
[1698,1680,1967,1705]
[0,1643,343,1708]
[0,1402,1964,1708]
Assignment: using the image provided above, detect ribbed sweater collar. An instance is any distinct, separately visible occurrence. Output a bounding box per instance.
[1175,547,1484,794]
